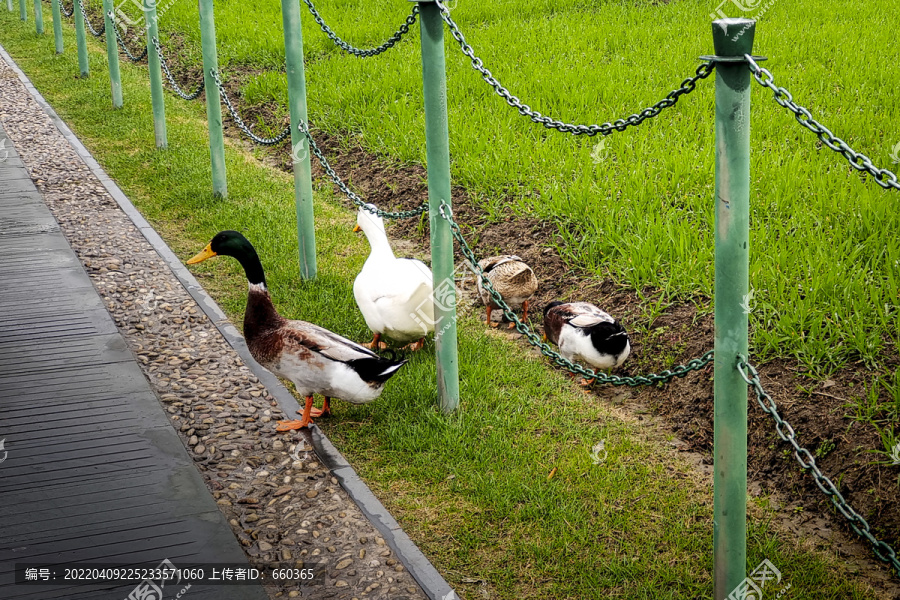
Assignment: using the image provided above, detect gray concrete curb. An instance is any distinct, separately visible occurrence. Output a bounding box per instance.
[0,43,457,600]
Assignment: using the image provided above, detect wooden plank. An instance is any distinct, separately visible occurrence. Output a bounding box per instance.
[0,123,267,600]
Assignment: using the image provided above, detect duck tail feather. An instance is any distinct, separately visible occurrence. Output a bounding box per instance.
[347,357,408,384]
[379,360,407,378]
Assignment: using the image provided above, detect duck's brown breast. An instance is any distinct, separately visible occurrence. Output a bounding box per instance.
[244,288,289,367]
[543,308,566,345]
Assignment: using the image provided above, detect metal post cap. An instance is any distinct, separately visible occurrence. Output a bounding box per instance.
[712,18,755,56]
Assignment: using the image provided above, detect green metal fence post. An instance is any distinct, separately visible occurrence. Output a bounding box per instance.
[74,0,89,77]
[145,0,167,148]
[198,0,227,198]
[51,0,63,53]
[101,0,123,107]
[280,0,317,279]
[710,18,754,599]
[19,0,26,21]
[33,0,43,33]
[7,0,12,13]
[416,0,459,413]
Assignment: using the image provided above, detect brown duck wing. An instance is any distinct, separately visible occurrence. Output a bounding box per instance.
[569,313,613,328]
[281,321,406,385]
[477,256,513,306]
[501,262,538,295]
[565,302,609,319]
[478,255,522,272]
[479,256,537,307]
[283,320,380,363]
[545,302,613,339]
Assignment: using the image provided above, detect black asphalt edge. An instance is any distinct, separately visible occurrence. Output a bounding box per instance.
[0,44,458,600]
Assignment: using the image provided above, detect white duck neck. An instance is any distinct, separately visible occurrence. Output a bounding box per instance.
[359,215,395,260]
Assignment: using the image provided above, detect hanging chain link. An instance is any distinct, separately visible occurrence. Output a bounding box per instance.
[110,14,148,62]
[436,0,714,136]
[151,38,205,101]
[301,0,418,58]
[60,0,74,17]
[209,70,291,146]
[745,55,899,191]
[48,5,897,568]
[737,356,900,575]
[296,120,428,220]
[438,200,713,384]
[77,0,105,36]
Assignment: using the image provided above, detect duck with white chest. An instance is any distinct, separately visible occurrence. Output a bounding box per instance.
[543,301,630,385]
[353,205,435,350]
[187,230,407,431]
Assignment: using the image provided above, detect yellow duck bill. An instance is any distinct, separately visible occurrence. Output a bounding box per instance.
[187,244,217,264]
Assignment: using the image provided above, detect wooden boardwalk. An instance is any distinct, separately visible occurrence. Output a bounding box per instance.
[0,123,268,600]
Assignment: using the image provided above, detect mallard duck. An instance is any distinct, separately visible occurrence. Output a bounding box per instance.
[187,231,407,430]
[353,206,434,350]
[543,301,630,385]
[476,255,538,328]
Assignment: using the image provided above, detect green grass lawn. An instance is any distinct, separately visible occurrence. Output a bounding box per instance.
[107,0,900,464]
[1,5,895,598]
[119,0,900,379]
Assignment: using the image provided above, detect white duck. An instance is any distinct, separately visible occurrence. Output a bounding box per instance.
[353,206,435,350]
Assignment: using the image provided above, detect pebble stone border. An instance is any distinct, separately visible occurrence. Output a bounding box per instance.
[0,45,456,600]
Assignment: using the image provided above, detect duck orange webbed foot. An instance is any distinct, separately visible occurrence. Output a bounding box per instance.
[276,419,311,431]
[362,333,382,350]
[308,397,332,418]
[486,306,499,328]
[564,372,595,389]
[277,395,316,431]
[401,338,426,351]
